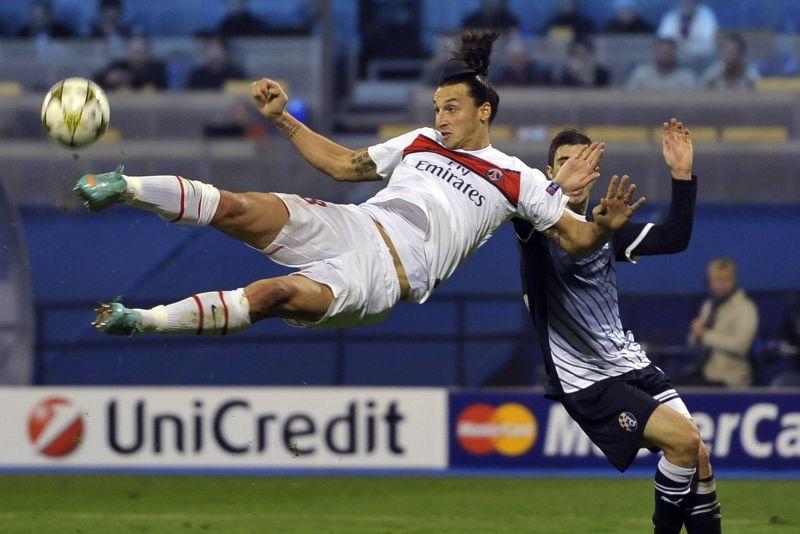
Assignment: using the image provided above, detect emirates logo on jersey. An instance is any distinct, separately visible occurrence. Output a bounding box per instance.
[487,168,504,182]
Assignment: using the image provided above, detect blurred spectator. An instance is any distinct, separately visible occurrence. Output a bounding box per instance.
[558,38,609,87]
[626,38,696,91]
[543,0,595,39]
[359,0,424,79]
[187,37,248,90]
[89,0,134,39]
[217,0,269,37]
[495,38,552,85]
[657,0,718,63]
[94,37,168,91]
[461,0,519,34]
[687,258,759,387]
[17,0,74,39]
[771,298,800,386]
[700,33,761,91]
[604,0,654,34]
[205,98,268,139]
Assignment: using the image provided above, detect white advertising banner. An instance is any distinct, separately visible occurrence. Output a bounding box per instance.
[0,387,447,469]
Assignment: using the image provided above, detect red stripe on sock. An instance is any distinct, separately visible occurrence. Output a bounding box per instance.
[266,245,284,256]
[192,295,204,335]
[218,291,229,335]
[170,176,186,222]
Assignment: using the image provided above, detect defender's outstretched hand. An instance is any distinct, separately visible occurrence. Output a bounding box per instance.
[250,78,288,120]
[593,175,646,231]
[554,141,605,197]
[662,117,693,181]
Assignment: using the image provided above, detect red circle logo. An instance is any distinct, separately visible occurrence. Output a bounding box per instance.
[456,402,539,457]
[487,168,504,182]
[28,397,85,458]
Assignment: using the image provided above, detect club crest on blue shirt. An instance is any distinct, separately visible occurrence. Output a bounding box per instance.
[487,168,504,182]
[618,411,638,432]
[546,182,560,196]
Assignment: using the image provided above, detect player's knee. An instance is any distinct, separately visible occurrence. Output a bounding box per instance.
[246,279,294,319]
[677,426,702,462]
[213,190,249,226]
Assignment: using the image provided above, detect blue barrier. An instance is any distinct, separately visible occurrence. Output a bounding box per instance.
[450,390,800,472]
[18,204,800,386]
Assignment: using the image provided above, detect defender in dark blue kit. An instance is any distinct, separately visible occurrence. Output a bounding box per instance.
[514,120,721,534]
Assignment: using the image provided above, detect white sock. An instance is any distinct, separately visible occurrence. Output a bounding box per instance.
[135,288,251,335]
[123,174,220,226]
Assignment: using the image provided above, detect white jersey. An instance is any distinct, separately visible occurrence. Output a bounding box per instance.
[360,127,567,303]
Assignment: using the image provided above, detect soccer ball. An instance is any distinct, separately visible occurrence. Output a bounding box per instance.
[41,77,110,148]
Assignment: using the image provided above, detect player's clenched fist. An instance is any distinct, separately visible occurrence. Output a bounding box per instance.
[250,78,288,120]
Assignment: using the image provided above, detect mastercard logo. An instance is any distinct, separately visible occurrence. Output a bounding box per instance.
[456,403,538,456]
[28,397,85,458]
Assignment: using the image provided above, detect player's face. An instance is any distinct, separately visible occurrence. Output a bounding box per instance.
[433,83,490,150]
[547,144,595,206]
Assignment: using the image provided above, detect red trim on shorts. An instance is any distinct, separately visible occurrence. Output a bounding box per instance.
[218,291,229,335]
[402,134,521,206]
[192,295,203,335]
[170,176,186,222]
[266,245,285,256]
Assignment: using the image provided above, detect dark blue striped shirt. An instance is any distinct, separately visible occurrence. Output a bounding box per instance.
[515,177,697,397]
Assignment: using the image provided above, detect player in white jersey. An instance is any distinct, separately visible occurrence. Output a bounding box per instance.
[76,30,644,336]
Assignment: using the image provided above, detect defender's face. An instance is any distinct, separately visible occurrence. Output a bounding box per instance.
[548,144,594,206]
[433,83,487,150]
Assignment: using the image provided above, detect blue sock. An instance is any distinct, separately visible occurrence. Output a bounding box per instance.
[653,456,696,534]
[684,474,722,534]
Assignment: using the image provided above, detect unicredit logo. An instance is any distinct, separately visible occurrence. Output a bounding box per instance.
[456,403,538,456]
[28,397,85,458]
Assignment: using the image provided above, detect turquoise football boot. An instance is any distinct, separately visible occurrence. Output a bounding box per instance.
[92,302,144,336]
[74,164,127,211]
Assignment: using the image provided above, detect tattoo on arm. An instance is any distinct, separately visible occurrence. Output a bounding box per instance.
[275,115,301,139]
[351,147,377,177]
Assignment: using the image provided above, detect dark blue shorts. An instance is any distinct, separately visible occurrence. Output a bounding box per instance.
[560,365,681,472]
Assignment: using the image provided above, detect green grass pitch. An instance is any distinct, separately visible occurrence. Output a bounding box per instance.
[0,475,798,533]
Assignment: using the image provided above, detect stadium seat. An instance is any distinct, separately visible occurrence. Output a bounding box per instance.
[721,126,789,142]
[651,126,718,143]
[0,82,22,97]
[584,126,649,143]
[378,124,416,140]
[757,77,800,92]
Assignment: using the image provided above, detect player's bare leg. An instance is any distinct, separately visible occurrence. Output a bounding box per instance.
[74,167,291,249]
[93,275,333,335]
[642,404,701,534]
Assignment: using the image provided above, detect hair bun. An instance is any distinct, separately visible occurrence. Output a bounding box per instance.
[455,30,500,78]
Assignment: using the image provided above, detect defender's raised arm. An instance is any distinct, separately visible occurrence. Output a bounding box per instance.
[251,77,381,182]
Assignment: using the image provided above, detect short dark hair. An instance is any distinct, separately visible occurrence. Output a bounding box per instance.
[724,32,747,54]
[548,129,592,168]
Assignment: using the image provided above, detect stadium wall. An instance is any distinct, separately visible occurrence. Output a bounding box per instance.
[18,204,800,386]
[2,387,798,477]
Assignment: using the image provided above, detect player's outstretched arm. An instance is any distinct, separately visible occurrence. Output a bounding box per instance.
[251,78,381,182]
[544,175,645,258]
[611,118,697,261]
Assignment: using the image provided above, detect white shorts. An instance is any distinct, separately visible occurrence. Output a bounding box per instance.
[260,193,401,328]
